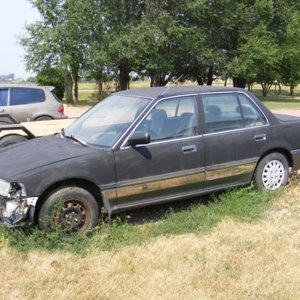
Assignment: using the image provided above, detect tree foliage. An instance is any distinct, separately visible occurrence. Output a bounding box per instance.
[36,67,65,99]
[21,0,300,99]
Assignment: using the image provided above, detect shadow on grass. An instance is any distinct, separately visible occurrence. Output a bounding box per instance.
[0,187,276,255]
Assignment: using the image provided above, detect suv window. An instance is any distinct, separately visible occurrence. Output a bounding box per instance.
[203,94,243,133]
[10,88,45,106]
[136,96,198,141]
[238,93,267,127]
[0,89,8,106]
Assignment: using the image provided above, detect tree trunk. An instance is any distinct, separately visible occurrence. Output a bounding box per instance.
[289,84,294,96]
[233,77,246,88]
[196,76,204,85]
[207,65,213,86]
[261,82,272,97]
[150,72,167,87]
[74,79,78,104]
[97,78,103,100]
[64,69,73,104]
[119,62,130,90]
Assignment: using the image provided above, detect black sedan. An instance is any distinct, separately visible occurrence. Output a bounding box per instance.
[0,86,300,233]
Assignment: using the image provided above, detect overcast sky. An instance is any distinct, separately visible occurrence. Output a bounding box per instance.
[0,0,39,78]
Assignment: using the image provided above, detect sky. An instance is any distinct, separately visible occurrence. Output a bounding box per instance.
[0,0,40,78]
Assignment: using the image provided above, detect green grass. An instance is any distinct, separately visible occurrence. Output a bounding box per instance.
[252,88,300,110]
[0,187,276,255]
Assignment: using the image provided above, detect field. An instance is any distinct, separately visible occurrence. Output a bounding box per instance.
[75,81,300,111]
[1,180,300,299]
[1,81,300,299]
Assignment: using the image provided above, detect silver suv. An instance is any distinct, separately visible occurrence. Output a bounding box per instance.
[0,84,67,122]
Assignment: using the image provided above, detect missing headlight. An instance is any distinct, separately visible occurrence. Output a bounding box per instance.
[0,181,29,226]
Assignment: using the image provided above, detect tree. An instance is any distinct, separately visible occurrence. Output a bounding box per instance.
[131,10,190,86]
[36,67,65,99]
[279,12,300,96]
[97,0,146,90]
[20,0,85,103]
[228,25,279,96]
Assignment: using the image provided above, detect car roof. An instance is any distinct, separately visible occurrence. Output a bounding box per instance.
[115,85,245,100]
[0,84,54,91]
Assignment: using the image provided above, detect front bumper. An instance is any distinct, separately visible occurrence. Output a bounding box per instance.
[0,181,37,228]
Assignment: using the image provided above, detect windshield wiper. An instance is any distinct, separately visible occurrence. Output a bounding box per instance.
[61,128,87,147]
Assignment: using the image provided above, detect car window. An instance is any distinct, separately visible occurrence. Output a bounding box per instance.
[238,93,267,127]
[203,93,243,133]
[10,88,45,106]
[136,96,198,142]
[65,95,150,147]
[0,89,8,106]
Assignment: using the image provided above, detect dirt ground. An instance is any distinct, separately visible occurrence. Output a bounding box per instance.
[64,106,89,118]
[272,109,300,117]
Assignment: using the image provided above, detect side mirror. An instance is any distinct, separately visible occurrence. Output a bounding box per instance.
[127,131,150,146]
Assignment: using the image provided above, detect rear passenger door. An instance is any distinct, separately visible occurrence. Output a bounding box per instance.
[202,92,270,188]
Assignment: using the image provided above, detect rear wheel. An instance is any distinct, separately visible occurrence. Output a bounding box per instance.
[254,152,289,191]
[38,187,99,234]
[0,134,28,148]
[35,116,53,121]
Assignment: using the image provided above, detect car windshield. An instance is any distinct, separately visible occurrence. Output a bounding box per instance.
[64,95,151,147]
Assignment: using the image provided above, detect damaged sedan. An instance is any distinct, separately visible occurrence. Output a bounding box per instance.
[1,86,300,233]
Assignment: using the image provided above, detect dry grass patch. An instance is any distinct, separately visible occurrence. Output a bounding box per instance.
[1,184,300,299]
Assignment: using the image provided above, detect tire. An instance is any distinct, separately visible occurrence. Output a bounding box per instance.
[254,152,289,191]
[0,134,28,148]
[38,187,99,234]
[35,116,53,121]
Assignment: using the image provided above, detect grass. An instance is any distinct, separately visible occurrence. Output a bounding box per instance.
[1,182,300,299]
[252,87,300,110]
[0,187,274,255]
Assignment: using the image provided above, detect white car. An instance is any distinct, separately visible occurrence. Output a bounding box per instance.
[0,84,67,122]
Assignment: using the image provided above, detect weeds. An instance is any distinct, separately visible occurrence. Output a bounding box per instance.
[0,187,276,255]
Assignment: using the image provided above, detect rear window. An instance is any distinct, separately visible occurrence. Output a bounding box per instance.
[10,88,45,105]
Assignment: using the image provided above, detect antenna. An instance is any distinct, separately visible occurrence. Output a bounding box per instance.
[161,74,184,96]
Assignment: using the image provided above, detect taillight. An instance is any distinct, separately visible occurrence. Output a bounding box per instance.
[58,104,64,113]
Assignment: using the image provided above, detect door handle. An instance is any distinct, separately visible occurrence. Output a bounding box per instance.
[182,145,197,154]
[254,133,266,141]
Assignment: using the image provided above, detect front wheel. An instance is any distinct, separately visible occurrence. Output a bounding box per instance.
[254,153,289,191]
[38,187,99,234]
[0,134,28,148]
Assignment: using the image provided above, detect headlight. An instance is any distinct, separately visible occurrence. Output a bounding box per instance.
[0,179,11,198]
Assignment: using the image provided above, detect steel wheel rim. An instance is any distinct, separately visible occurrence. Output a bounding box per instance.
[262,159,285,190]
[51,200,87,231]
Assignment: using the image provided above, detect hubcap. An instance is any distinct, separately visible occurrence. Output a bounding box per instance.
[262,160,285,190]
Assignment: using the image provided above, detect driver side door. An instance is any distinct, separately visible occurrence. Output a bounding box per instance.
[113,95,205,209]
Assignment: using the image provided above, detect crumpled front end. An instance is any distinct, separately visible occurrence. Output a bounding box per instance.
[0,179,37,228]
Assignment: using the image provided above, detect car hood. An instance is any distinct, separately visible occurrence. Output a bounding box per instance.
[0,135,97,179]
